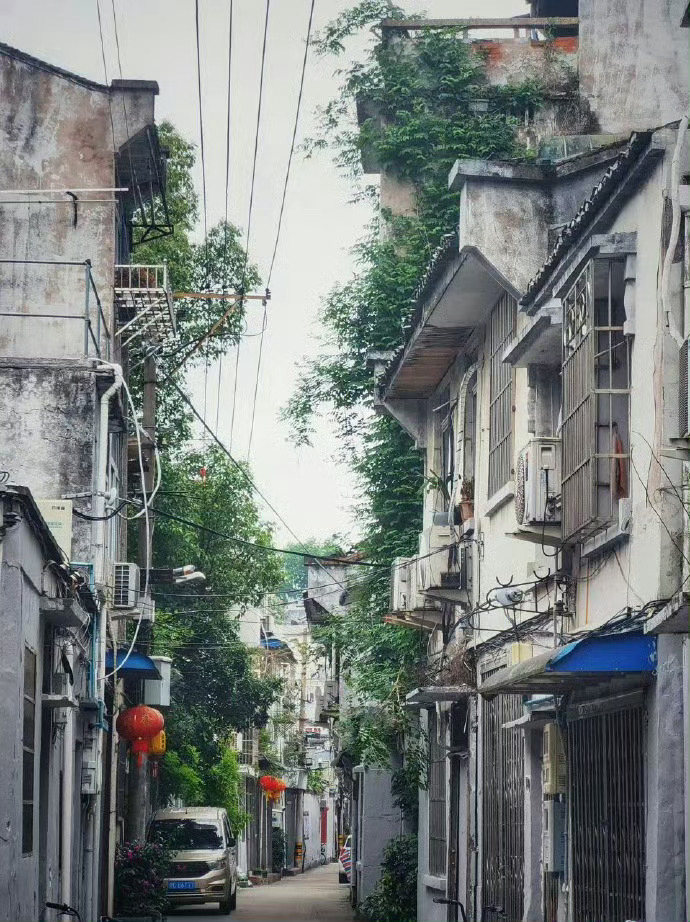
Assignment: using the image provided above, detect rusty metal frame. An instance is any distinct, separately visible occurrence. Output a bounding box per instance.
[568,700,646,921]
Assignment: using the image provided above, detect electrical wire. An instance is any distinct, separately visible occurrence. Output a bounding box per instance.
[124,497,385,567]
[168,382,354,593]
[98,363,151,680]
[266,0,315,287]
[245,0,316,462]
[242,0,271,288]
[95,0,117,148]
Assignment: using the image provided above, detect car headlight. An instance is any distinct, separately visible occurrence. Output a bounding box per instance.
[208,858,226,870]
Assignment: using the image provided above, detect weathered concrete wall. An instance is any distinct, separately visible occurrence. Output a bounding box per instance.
[0,51,158,361]
[0,360,99,561]
[353,766,402,904]
[578,0,690,134]
[0,52,114,359]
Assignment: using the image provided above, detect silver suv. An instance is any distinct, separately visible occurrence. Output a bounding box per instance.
[148,806,238,914]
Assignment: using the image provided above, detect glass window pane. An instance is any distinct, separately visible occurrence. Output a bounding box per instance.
[24,648,36,699]
[23,699,35,748]
[22,803,33,854]
[23,750,34,800]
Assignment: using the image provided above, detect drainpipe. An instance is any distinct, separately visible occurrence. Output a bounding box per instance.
[86,363,123,922]
[61,642,75,911]
[662,115,688,348]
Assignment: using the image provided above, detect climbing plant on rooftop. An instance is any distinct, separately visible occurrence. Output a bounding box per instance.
[285,3,549,760]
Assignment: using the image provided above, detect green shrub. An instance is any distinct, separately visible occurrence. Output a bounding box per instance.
[360,834,418,922]
[114,840,170,918]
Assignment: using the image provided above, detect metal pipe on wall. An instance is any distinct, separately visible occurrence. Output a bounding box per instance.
[60,643,75,910]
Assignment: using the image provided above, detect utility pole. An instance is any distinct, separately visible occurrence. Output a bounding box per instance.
[127,354,156,842]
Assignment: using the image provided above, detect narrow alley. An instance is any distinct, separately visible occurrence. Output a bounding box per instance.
[169,865,352,922]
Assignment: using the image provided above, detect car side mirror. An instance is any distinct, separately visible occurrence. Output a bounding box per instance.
[228,836,236,848]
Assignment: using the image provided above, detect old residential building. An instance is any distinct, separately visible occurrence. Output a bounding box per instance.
[372,4,689,922]
[0,43,172,920]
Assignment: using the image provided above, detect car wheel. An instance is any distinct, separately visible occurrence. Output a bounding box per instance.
[230,885,237,910]
[339,871,348,884]
[218,891,231,915]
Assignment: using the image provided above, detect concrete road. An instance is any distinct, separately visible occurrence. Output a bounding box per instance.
[168,864,353,922]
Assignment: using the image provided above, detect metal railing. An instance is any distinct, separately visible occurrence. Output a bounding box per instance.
[113,263,174,348]
[0,258,111,359]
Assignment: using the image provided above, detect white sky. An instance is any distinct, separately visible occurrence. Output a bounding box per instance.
[4,0,521,544]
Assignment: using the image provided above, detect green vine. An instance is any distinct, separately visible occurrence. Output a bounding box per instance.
[286,3,552,780]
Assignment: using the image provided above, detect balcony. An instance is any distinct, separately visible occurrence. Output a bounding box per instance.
[114,264,175,349]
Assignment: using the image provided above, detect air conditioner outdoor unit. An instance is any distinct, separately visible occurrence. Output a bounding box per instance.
[113,562,140,608]
[417,525,456,593]
[515,438,562,527]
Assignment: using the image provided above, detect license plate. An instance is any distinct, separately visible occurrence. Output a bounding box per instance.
[168,880,197,891]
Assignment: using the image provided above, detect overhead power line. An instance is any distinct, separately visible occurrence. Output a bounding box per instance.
[246,0,315,462]
[126,498,385,568]
[266,0,316,288]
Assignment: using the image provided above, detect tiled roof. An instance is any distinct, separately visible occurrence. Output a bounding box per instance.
[378,231,460,392]
[521,130,652,306]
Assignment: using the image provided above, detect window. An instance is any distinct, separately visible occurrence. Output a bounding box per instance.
[433,389,454,511]
[441,410,455,508]
[562,259,631,541]
[462,370,477,484]
[488,293,517,497]
[23,646,36,854]
[428,709,447,877]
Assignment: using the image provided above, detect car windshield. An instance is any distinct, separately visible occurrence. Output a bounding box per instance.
[149,819,224,850]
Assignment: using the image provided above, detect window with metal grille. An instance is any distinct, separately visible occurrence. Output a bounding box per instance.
[23,646,36,854]
[481,688,524,922]
[562,259,631,541]
[569,700,645,922]
[488,293,517,497]
[240,726,255,765]
[428,709,447,876]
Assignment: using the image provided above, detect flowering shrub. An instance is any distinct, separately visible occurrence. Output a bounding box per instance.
[114,840,170,918]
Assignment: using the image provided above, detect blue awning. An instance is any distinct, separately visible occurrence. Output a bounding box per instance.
[479,632,657,699]
[105,649,161,679]
[260,637,289,651]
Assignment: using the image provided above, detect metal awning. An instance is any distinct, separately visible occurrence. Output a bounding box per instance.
[479,632,657,699]
[405,685,474,708]
[105,649,161,679]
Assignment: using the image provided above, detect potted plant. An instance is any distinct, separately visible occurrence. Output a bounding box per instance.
[459,477,474,522]
[114,840,170,920]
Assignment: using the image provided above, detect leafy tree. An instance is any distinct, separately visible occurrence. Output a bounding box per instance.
[129,122,261,447]
[278,538,344,597]
[148,445,285,807]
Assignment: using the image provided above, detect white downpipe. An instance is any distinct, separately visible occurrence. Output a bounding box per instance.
[86,363,123,922]
[661,115,688,348]
[61,643,75,911]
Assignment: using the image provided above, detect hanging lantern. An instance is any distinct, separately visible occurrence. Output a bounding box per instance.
[116,706,165,767]
[259,775,286,803]
[199,466,207,483]
[149,729,167,758]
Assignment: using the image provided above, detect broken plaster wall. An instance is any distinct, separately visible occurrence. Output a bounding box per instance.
[578,0,690,135]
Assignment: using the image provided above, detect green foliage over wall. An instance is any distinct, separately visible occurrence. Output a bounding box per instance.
[286,4,546,773]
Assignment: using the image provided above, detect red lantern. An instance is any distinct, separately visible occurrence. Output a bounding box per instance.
[116,706,165,767]
[259,775,287,802]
